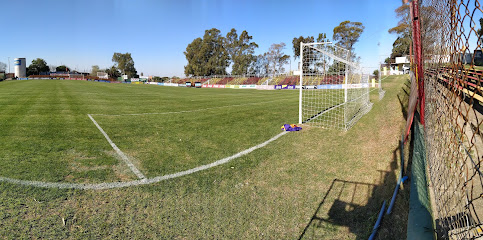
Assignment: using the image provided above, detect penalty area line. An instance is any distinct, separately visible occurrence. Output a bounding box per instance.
[0,130,289,190]
[87,114,146,180]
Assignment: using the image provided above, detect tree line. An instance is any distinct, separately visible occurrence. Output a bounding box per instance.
[89,53,137,79]
[387,4,441,64]
[17,53,138,79]
[184,21,365,77]
[4,21,365,79]
[183,28,283,77]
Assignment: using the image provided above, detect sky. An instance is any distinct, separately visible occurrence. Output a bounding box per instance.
[1,0,403,77]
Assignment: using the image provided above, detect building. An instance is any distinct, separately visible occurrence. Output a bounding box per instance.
[381,56,410,75]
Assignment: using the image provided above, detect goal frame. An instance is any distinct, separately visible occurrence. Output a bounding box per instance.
[298,42,371,130]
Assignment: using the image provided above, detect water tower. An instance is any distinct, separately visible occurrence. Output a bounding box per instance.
[14,58,26,78]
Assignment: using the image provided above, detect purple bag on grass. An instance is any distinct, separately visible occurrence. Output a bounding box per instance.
[282,124,302,131]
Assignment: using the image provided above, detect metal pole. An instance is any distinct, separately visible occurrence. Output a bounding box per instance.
[368,201,386,240]
[411,0,424,125]
[343,51,349,129]
[8,57,10,74]
[344,51,350,102]
[298,42,304,124]
[378,61,382,90]
[344,52,349,103]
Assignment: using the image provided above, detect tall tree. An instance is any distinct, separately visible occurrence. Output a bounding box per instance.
[266,43,289,76]
[249,53,270,76]
[292,36,315,75]
[56,65,69,72]
[292,33,330,60]
[105,65,120,78]
[91,65,100,76]
[316,33,329,43]
[184,37,204,76]
[225,28,259,75]
[184,28,230,76]
[27,58,49,75]
[0,62,6,72]
[328,21,364,73]
[292,33,330,74]
[373,69,379,80]
[292,36,314,60]
[112,52,137,78]
[388,4,411,59]
[333,21,365,52]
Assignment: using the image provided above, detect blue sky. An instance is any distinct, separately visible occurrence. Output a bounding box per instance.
[2,0,402,76]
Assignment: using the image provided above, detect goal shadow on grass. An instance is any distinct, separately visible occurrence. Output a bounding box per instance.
[298,144,408,240]
[298,78,413,239]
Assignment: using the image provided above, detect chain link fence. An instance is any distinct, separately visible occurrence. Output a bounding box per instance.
[420,0,483,238]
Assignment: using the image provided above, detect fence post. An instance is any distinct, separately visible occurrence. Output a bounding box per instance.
[411,0,425,125]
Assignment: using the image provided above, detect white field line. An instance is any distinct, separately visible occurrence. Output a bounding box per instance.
[0,131,289,190]
[0,96,294,189]
[87,114,146,180]
[90,98,294,117]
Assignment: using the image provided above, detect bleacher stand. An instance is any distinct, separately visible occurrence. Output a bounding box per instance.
[243,77,262,84]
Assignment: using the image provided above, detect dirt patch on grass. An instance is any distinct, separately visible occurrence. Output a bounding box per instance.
[104,150,140,181]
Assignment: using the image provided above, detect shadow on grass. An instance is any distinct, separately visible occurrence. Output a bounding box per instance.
[397,80,411,120]
[298,145,402,240]
[299,77,412,239]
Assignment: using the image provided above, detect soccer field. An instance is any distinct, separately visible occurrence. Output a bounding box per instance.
[0,76,409,239]
[0,80,298,186]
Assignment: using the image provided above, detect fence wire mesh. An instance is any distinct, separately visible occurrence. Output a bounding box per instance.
[300,42,372,130]
[421,0,483,238]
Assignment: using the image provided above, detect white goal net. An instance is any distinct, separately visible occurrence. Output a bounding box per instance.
[298,42,372,130]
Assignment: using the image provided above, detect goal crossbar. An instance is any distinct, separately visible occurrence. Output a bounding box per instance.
[305,43,360,69]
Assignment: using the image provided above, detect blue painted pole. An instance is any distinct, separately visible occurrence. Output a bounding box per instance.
[400,134,404,179]
[387,183,400,215]
[368,200,386,240]
[386,135,408,215]
[386,176,408,215]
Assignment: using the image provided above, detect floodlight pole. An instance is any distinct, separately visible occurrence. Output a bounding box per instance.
[299,42,304,124]
[8,57,10,74]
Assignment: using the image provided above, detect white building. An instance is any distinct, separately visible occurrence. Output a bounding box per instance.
[381,56,410,76]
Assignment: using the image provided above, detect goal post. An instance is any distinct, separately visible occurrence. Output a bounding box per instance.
[298,42,372,130]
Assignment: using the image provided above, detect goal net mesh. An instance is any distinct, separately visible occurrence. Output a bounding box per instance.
[299,42,372,130]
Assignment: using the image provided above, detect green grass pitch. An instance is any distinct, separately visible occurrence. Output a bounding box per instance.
[0,76,410,239]
[0,80,298,184]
